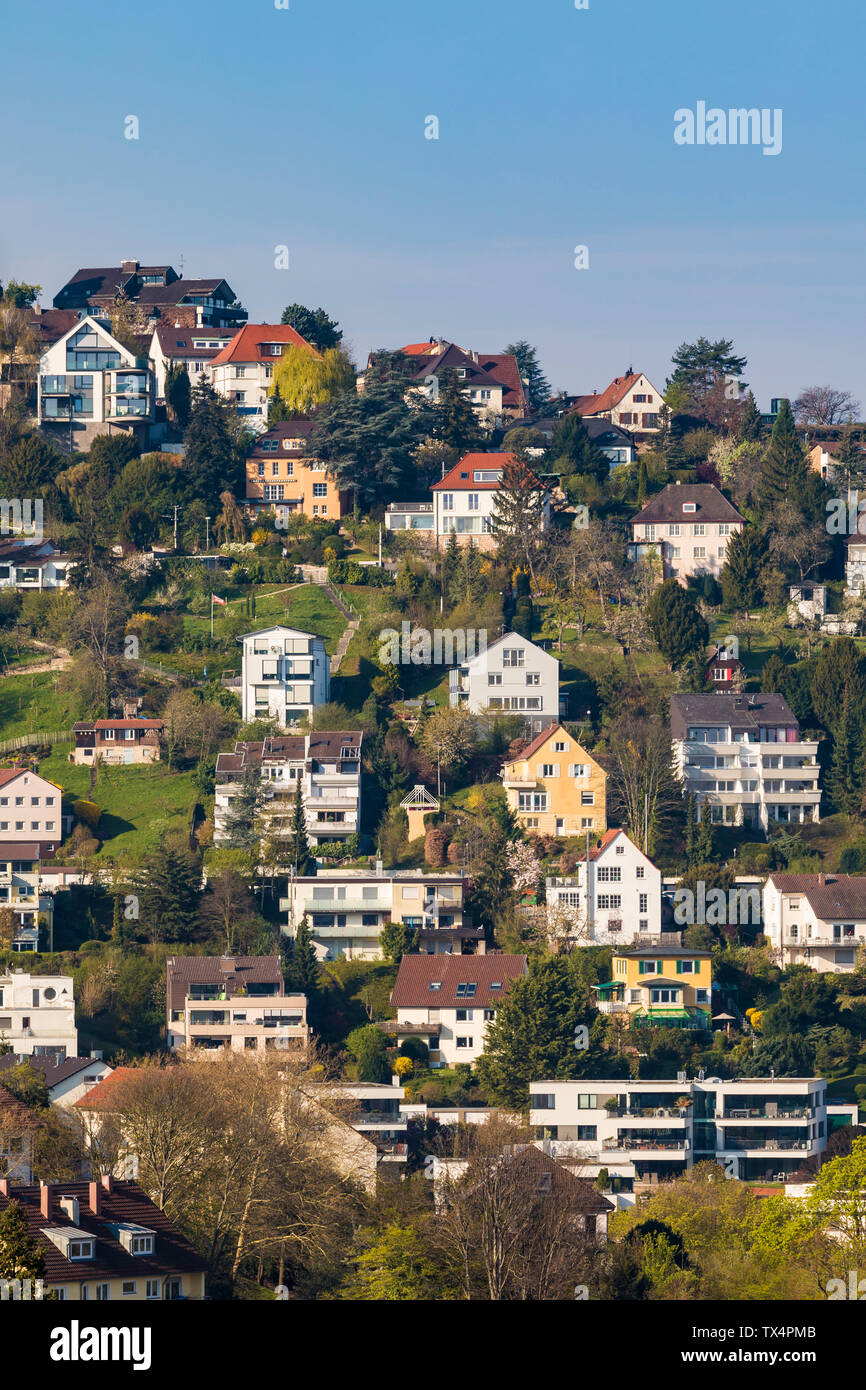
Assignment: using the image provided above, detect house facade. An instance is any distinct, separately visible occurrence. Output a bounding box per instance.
[545,829,663,944]
[165,955,308,1053]
[0,970,77,1060]
[395,339,528,428]
[593,946,712,1028]
[245,421,349,521]
[0,842,54,951]
[214,731,363,849]
[0,540,74,591]
[572,370,663,433]
[429,452,551,551]
[238,625,330,727]
[629,482,745,582]
[37,316,155,452]
[845,532,866,594]
[148,324,236,398]
[387,953,527,1068]
[0,1053,113,1108]
[53,259,245,330]
[762,873,866,972]
[305,1080,411,1167]
[670,692,822,829]
[281,869,480,961]
[0,768,64,853]
[70,718,164,766]
[449,632,560,724]
[208,323,317,428]
[501,722,607,837]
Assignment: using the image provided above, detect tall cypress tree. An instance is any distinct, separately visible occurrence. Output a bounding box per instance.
[636,456,648,506]
[290,774,309,874]
[721,525,766,612]
[759,399,808,507]
[738,391,763,443]
[442,530,461,604]
[286,914,319,997]
[829,685,860,815]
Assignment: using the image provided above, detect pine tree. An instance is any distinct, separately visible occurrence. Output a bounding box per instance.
[136,846,202,944]
[759,399,808,507]
[550,413,608,484]
[503,340,551,413]
[267,381,291,423]
[167,365,191,429]
[646,580,709,669]
[828,685,861,815]
[636,456,648,506]
[695,808,714,864]
[442,531,461,605]
[738,391,763,443]
[286,914,319,997]
[182,376,242,505]
[290,774,309,873]
[460,538,484,603]
[0,1200,45,1281]
[721,525,766,612]
[434,370,486,452]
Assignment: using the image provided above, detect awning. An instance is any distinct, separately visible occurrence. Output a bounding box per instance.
[644,1008,691,1019]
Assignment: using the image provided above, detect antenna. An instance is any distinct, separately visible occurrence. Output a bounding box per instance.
[178,253,185,278]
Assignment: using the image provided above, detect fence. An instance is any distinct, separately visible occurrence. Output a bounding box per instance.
[0,729,74,755]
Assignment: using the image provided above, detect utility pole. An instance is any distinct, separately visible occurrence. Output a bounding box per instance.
[205,516,211,552]
[173,505,179,552]
[378,524,382,567]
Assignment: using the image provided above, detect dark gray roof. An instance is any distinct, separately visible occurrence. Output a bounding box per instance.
[632,483,745,525]
[0,1054,106,1088]
[670,692,799,738]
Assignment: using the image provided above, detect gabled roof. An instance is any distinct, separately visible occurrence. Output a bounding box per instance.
[210,322,317,366]
[432,452,547,492]
[766,873,866,920]
[631,483,745,526]
[0,768,61,791]
[506,722,598,768]
[462,630,556,671]
[572,372,645,415]
[390,954,527,1009]
[0,1054,109,1089]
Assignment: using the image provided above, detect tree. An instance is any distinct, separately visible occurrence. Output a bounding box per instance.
[607,715,684,855]
[667,336,748,405]
[269,344,355,416]
[737,390,764,442]
[346,1024,391,1083]
[432,369,487,452]
[475,956,603,1109]
[720,525,766,613]
[68,574,134,710]
[0,1200,45,1281]
[108,289,150,353]
[793,385,861,426]
[312,374,435,508]
[199,868,261,955]
[759,399,808,508]
[280,304,343,352]
[549,413,608,485]
[214,489,246,544]
[810,638,866,731]
[379,919,419,963]
[502,340,551,413]
[1,280,40,308]
[285,915,319,997]
[182,375,243,504]
[489,453,550,592]
[418,706,477,772]
[166,364,192,428]
[221,766,266,852]
[766,500,830,582]
[0,907,18,950]
[338,1221,444,1300]
[136,845,202,944]
[290,775,309,874]
[646,579,708,669]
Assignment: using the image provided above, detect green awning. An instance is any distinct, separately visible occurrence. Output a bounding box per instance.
[645,1008,691,1019]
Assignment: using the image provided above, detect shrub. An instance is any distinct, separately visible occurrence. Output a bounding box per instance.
[73,799,101,830]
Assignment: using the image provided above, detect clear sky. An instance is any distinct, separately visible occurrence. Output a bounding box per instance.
[3,0,864,408]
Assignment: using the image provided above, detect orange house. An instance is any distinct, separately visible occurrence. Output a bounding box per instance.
[245,421,350,522]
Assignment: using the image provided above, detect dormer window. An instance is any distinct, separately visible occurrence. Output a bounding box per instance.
[110,1222,156,1256]
[69,1239,94,1260]
[682,502,697,513]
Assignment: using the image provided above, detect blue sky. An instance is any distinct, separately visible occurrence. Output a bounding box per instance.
[3,0,864,408]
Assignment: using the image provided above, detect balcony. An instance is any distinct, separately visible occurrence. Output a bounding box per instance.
[603,1137,689,1152]
[721,1108,813,1121]
[501,775,539,788]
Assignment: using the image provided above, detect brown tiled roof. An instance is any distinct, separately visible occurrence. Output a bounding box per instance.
[210,322,316,366]
[390,954,527,1009]
[476,352,529,412]
[0,1180,207,1286]
[631,483,745,525]
[766,873,866,918]
[215,731,362,779]
[572,372,643,415]
[153,325,234,356]
[0,1054,107,1088]
[165,955,284,1014]
[0,841,42,859]
[506,722,562,764]
[589,828,626,861]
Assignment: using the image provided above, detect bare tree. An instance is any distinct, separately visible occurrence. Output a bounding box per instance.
[793,386,861,426]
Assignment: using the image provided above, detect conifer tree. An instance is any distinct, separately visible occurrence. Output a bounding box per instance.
[737,390,763,443]
[721,525,766,613]
[759,399,808,508]
[286,914,319,997]
[828,685,861,816]
[442,531,461,605]
[182,376,242,505]
[550,413,608,484]
[636,456,648,506]
[290,774,309,874]
[434,370,486,452]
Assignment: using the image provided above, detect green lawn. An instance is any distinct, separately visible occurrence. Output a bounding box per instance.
[0,671,80,742]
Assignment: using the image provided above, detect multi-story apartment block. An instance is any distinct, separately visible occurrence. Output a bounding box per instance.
[670,692,821,830]
[593,946,712,1028]
[0,1177,207,1300]
[238,625,330,727]
[0,768,64,854]
[53,259,246,330]
[572,370,664,433]
[37,315,155,452]
[166,955,308,1054]
[209,323,317,427]
[148,323,236,398]
[545,829,662,944]
[305,1080,411,1166]
[282,868,481,961]
[0,841,54,951]
[0,970,77,1060]
[245,421,349,522]
[0,540,75,591]
[449,632,560,725]
[70,717,164,766]
[629,482,745,581]
[762,872,866,972]
[386,954,527,1068]
[530,1077,857,1186]
[214,731,363,849]
[501,721,606,836]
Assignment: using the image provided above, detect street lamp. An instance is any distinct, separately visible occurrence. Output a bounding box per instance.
[205,516,211,552]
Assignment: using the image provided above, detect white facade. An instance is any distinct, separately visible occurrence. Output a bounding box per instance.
[846,536,866,595]
[762,873,866,973]
[545,830,662,943]
[530,1076,851,1184]
[305,1081,409,1166]
[169,992,309,1054]
[0,971,77,1060]
[238,626,330,726]
[449,632,560,721]
[37,316,154,449]
[148,326,235,397]
[214,733,362,849]
[0,541,74,590]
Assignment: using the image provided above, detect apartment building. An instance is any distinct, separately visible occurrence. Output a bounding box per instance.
[501,721,606,836]
[0,768,64,854]
[53,259,245,330]
[545,829,662,944]
[670,692,821,830]
[0,540,75,591]
[0,1177,207,1300]
[593,946,712,1028]
[281,868,481,961]
[629,482,745,581]
[305,1080,411,1167]
[148,323,236,397]
[37,315,155,452]
[70,717,164,766]
[449,632,560,725]
[245,421,349,521]
[209,322,317,427]
[0,970,77,1060]
[762,873,866,972]
[214,731,363,849]
[530,1076,856,1185]
[166,955,308,1054]
[0,841,54,951]
[238,625,330,727]
[387,954,527,1068]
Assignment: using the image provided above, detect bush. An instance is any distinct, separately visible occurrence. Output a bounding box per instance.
[418,1082,444,1104]
[399,1036,429,1067]
[315,835,360,860]
[73,798,101,830]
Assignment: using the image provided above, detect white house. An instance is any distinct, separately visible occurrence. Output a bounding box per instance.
[629,483,746,583]
[0,970,77,1061]
[572,370,664,433]
[670,692,821,830]
[545,829,662,944]
[165,955,308,1055]
[214,731,362,850]
[0,1053,113,1108]
[0,769,64,854]
[37,315,154,451]
[281,868,481,961]
[449,631,560,726]
[762,873,866,973]
[387,953,527,1068]
[148,324,236,398]
[530,1076,855,1186]
[208,323,317,428]
[237,626,330,727]
[432,452,551,551]
[0,841,55,951]
[0,540,75,591]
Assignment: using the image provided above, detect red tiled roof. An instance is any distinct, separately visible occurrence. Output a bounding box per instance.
[572,373,643,416]
[73,1068,138,1111]
[432,452,546,493]
[476,353,529,412]
[390,954,527,1009]
[589,829,625,861]
[210,322,317,366]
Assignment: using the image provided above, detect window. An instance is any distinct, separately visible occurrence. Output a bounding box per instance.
[577,1094,597,1109]
[456,1008,473,1021]
[580,790,595,806]
[597,866,620,882]
[455,982,477,998]
[693,547,706,559]
[540,764,558,778]
[146,1279,160,1300]
[597,895,621,910]
[553,741,569,752]
[639,893,648,912]
[429,982,442,991]
[526,672,540,686]
[668,523,680,536]
[130,1234,154,1255]
[533,1093,555,1109]
[122,1281,137,1295]
[441,493,454,511]
[456,1036,473,1048]
[635,866,644,878]
[313,483,327,498]
[682,502,697,513]
[468,493,479,510]
[577,1125,597,1141]
[69,1240,95,1260]
[693,523,705,536]
[569,763,588,778]
[488,673,502,686]
[502,648,524,668]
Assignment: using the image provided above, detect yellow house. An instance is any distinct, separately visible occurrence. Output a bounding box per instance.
[594,947,713,1029]
[501,722,606,837]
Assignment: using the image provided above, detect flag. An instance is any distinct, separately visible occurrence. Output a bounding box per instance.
[212,594,227,607]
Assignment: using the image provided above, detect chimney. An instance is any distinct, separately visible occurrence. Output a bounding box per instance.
[818,873,826,886]
[88,1181,101,1215]
[101,1174,114,1194]
[40,1182,52,1220]
[0,1178,9,1196]
[121,259,139,275]
[59,1195,80,1226]
[391,1072,402,1088]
